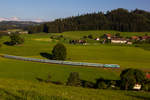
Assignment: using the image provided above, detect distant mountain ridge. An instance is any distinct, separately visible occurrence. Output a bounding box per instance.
[0,21,41,30]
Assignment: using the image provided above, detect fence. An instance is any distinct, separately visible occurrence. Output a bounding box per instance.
[3,54,120,68]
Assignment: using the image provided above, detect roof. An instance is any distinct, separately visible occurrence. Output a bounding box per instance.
[146,73,150,79]
[111,38,127,41]
[106,34,111,37]
[132,36,139,39]
[142,36,150,39]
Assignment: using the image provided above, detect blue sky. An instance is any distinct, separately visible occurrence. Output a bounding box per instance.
[0,0,150,21]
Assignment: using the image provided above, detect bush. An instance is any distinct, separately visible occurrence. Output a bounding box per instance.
[83,36,87,39]
[107,80,117,89]
[115,33,122,38]
[82,80,95,88]
[96,78,108,89]
[142,83,150,91]
[9,33,24,45]
[66,72,81,87]
[88,34,93,39]
[97,81,107,89]
[52,43,67,60]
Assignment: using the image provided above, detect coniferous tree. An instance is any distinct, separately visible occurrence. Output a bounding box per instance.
[28,8,150,33]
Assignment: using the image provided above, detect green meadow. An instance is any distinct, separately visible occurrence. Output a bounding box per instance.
[0,30,150,99]
[0,78,149,100]
[53,30,150,39]
[0,57,119,82]
[0,30,150,70]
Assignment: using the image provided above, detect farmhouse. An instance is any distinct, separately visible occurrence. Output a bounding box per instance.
[111,38,127,44]
[133,83,142,90]
[141,36,150,40]
[146,73,150,80]
[106,34,112,39]
[95,38,100,41]
[19,31,28,34]
[132,36,140,40]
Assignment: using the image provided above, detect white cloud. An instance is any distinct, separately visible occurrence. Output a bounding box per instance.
[33,19,43,22]
[9,17,20,21]
[0,17,44,22]
[0,17,9,21]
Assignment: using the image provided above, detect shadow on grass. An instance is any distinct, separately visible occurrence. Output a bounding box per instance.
[3,41,14,46]
[0,88,68,100]
[0,88,23,100]
[40,52,53,59]
[126,93,150,100]
[35,77,63,85]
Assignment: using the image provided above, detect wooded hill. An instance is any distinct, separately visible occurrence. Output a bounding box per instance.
[0,21,40,30]
[28,8,150,33]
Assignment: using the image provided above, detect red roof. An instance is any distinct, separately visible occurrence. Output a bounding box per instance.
[132,36,139,39]
[142,36,150,39]
[146,73,150,79]
[106,34,111,37]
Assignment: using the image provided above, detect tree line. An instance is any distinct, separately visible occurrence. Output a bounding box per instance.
[28,8,150,33]
[36,68,150,91]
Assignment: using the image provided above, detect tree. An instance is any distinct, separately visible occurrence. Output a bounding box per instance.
[82,80,95,88]
[97,81,107,89]
[52,43,67,60]
[88,34,93,39]
[66,72,81,86]
[28,8,150,33]
[115,33,121,38]
[10,33,24,45]
[120,68,145,90]
[96,78,108,89]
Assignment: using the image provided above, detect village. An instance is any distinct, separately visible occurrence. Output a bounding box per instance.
[68,33,150,45]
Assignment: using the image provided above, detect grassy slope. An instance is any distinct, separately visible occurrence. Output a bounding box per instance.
[0,30,150,99]
[0,57,119,82]
[0,31,150,70]
[0,78,150,100]
[54,30,150,39]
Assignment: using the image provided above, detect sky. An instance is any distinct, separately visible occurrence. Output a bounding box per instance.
[0,0,150,22]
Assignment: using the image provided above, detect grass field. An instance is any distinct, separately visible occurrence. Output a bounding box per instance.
[0,30,150,99]
[0,57,120,83]
[0,78,150,100]
[0,30,150,70]
[53,30,150,39]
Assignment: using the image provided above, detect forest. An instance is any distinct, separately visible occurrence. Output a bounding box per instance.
[28,8,150,33]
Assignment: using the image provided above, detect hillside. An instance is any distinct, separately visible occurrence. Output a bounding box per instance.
[29,8,150,33]
[0,57,119,82]
[0,30,150,99]
[0,78,149,100]
[0,21,40,30]
[0,31,150,70]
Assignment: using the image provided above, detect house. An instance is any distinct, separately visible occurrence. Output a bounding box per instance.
[146,73,150,80]
[127,42,133,45]
[132,36,139,40]
[133,73,150,90]
[19,31,28,34]
[95,38,100,41]
[111,38,127,44]
[133,83,142,90]
[141,36,150,41]
[106,34,112,39]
